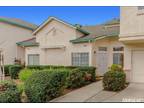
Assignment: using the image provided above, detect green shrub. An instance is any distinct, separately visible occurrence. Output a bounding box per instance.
[27,65,65,70]
[46,70,68,99]
[66,68,85,89]
[27,65,43,70]
[19,69,36,82]
[17,83,24,94]
[9,65,23,79]
[110,64,123,72]
[50,65,65,69]
[0,81,21,103]
[78,66,96,82]
[65,66,77,69]
[25,71,67,102]
[103,65,126,91]
[4,65,13,76]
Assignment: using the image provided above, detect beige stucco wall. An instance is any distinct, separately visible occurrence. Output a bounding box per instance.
[120,6,144,40]
[0,22,33,64]
[122,43,144,81]
[120,7,144,81]
[91,37,124,75]
[27,19,92,66]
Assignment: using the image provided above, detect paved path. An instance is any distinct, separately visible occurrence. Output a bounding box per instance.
[103,83,144,102]
[50,81,103,102]
[87,83,144,102]
[51,82,144,102]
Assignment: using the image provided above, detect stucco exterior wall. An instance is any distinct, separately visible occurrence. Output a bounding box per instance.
[123,44,144,81]
[0,22,33,64]
[91,37,124,75]
[120,6,144,38]
[27,19,92,66]
[120,6,144,82]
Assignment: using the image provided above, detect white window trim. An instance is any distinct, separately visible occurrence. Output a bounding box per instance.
[28,54,40,65]
[71,52,89,66]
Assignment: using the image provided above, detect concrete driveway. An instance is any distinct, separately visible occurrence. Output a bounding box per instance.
[87,83,144,102]
[51,81,144,102]
[103,83,144,102]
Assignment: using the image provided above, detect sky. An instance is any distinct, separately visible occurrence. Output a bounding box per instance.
[0,6,120,26]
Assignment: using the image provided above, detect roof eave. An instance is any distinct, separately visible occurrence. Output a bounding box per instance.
[0,18,36,31]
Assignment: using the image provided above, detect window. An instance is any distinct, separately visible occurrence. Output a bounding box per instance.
[113,53,124,66]
[98,47,107,51]
[113,46,124,66]
[138,6,144,10]
[28,54,39,65]
[72,53,89,66]
[113,47,124,51]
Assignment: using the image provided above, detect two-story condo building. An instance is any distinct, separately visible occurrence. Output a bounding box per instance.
[120,6,144,83]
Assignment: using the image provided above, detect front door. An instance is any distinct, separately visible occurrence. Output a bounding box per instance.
[96,47,108,75]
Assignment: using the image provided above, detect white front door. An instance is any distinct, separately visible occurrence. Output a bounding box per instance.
[96,52,108,75]
[132,51,144,83]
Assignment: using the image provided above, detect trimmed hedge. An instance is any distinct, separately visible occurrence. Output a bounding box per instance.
[0,81,21,103]
[25,70,67,102]
[9,65,23,79]
[78,66,96,82]
[4,65,13,76]
[103,64,126,91]
[66,68,85,89]
[27,65,65,70]
[26,65,96,82]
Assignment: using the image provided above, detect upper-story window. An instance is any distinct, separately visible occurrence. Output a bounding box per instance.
[138,6,144,10]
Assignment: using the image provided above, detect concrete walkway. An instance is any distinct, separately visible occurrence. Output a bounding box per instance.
[103,83,144,102]
[50,81,103,102]
[51,81,144,102]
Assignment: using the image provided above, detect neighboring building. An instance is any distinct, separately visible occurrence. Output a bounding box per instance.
[4,7,144,82]
[17,17,123,76]
[0,17,37,64]
[120,6,144,83]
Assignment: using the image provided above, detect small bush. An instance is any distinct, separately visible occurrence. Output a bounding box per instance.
[66,69,85,89]
[9,65,23,79]
[25,70,67,102]
[103,65,126,91]
[110,64,123,72]
[19,69,36,82]
[0,81,21,103]
[4,65,13,76]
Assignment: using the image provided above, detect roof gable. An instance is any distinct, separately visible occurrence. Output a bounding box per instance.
[32,17,89,35]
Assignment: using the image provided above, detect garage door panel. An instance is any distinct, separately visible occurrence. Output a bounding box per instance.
[132,51,144,83]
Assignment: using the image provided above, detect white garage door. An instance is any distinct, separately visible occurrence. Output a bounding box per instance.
[132,51,144,83]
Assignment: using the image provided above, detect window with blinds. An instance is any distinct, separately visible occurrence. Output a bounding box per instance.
[72,53,89,66]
